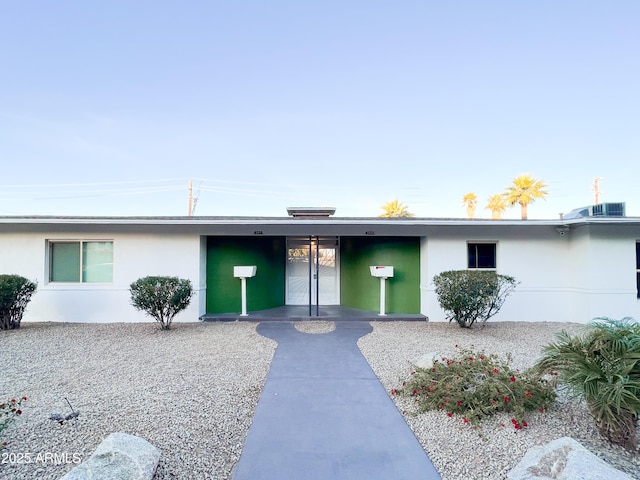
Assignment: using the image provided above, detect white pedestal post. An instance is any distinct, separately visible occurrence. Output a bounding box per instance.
[240,277,248,316]
[233,266,257,317]
[369,266,394,317]
[379,277,387,316]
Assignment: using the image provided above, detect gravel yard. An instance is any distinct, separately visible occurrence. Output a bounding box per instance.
[0,322,276,480]
[358,321,640,480]
[1,320,639,480]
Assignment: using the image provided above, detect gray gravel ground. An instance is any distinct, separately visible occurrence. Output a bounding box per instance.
[1,320,639,480]
[358,321,640,480]
[0,322,276,480]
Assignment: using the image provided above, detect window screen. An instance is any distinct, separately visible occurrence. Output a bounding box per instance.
[636,242,640,298]
[50,242,81,282]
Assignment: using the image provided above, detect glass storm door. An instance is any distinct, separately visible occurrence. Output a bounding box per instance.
[286,237,339,308]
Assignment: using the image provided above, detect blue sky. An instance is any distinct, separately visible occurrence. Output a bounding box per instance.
[1,1,638,218]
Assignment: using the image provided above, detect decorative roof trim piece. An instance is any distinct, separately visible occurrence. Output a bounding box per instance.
[286,207,336,218]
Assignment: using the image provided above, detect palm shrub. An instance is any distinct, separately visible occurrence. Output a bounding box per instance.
[432,270,518,328]
[0,275,37,330]
[535,317,640,450]
[393,346,555,429]
[130,276,194,330]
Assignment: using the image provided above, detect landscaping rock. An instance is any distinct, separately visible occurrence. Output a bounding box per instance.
[507,436,635,480]
[413,352,442,369]
[60,432,160,480]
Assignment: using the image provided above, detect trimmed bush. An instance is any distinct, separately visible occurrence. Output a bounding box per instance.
[432,270,518,328]
[394,346,555,429]
[0,275,37,330]
[535,317,640,450]
[130,276,194,330]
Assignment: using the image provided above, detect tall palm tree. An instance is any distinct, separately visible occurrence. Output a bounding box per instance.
[485,194,507,219]
[503,174,548,220]
[379,200,414,218]
[462,192,478,219]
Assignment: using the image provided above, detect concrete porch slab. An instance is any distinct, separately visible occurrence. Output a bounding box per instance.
[200,305,427,322]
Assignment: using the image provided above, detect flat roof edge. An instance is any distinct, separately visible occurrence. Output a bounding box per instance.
[0,215,639,227]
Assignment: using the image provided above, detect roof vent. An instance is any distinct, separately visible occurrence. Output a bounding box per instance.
[563,202,626,219]
[286,207,336,218]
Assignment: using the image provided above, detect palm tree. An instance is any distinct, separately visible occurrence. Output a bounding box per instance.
[462,192,478,219]
[503,174,548,220]
[379,200,413,218]
[485,194,507,219]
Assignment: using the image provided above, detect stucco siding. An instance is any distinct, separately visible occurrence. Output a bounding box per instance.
[0,233,45,282]
[0,232,203,324]
[574,224,640,322]
[421,225,639,324]
[2,216,638,325]
[205,236,286,314]
[423,228,576,322]
[340,237,420,314]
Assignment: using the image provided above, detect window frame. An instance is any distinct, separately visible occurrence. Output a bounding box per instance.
[467,241,498,270]
[47,239,114,284]
[636,241,640,299]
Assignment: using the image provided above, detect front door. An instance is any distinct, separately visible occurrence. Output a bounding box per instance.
[286,236,339,307]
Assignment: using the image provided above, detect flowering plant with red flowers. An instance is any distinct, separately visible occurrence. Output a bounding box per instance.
[392,346,555,429]
[1,395,28,447]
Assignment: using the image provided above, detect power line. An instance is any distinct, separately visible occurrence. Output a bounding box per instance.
[0,178,190,188]
[0,185,186,200]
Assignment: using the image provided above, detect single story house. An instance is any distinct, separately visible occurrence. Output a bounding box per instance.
[0,205,638,324]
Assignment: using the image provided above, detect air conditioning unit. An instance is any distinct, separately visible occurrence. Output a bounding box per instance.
[591,203,625,216]
[563,202,625,219]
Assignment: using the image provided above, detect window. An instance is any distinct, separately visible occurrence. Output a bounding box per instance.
[49,241,113,283]
[468,242,496,269]
[636,242,640,298]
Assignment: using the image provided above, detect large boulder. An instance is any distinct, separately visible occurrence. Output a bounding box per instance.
[507,436,634,480]
[60,432,160,480]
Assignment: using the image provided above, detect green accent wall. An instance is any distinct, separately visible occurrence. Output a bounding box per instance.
[340,237,420,314]
[206,237,286,314]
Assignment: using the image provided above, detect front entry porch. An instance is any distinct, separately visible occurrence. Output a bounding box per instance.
[205,235,422,317]
[200,305,427,322]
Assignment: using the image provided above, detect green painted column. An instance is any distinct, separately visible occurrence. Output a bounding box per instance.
[340,237,420,314]
[206,237,286,314]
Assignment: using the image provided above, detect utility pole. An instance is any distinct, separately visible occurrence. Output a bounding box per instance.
[593,177,603,205]
[188,179,193,216]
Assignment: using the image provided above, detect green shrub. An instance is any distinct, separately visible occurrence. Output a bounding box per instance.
[393,346,555,429]
[432,270,518,328]
[535,317,640,450]
[130,276,194,330]
[0,275,37,330]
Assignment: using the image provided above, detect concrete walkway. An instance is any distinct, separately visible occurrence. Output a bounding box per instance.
[233,321,441,480]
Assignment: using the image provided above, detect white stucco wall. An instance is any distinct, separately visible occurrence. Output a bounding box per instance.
[420,225,640,324]
[570,224,639,322]
[0,232,204,324]
[2,220,638,325]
